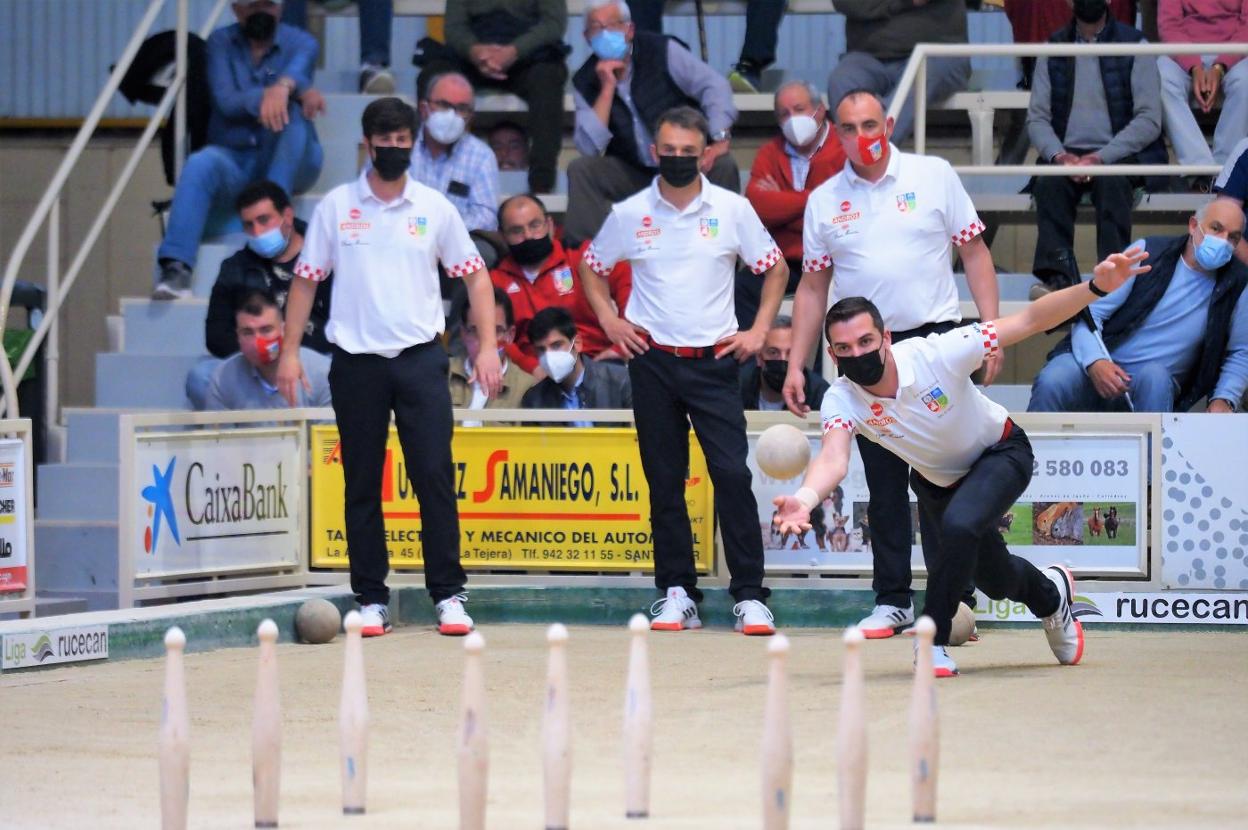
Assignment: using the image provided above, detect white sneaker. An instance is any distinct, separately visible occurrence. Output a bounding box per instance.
[358,603,391,637]
[649,587,701,631]
[914,641,959,678]
[1041,565,1084,665]
[857,603,915,639]
[733,600,776,636]
[435,594,474,636]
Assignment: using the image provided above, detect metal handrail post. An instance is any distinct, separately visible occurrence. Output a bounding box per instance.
[914,56,927,156]
[175,0,189,180]
[46,199,60,429]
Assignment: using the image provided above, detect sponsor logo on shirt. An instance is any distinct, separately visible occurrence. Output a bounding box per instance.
[896,192,917,213]
[642,215,653,228]
[699,217,719,238]
[552,266,575,294]
[870,402,884,416]
[839,200,852,212]
[831,209,861,225]
[349,208,362,220]
[921,384,950,414]
[505,281,521,294]
[408,216,427,237]
[865,401,897,430]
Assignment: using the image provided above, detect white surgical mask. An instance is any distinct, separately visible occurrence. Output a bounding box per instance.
[425,108,466,145]
[540,349,577,383]
[781,114,819,148]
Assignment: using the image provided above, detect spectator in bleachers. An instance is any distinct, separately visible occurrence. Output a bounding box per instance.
[1157,1,1248,175]
[410,72,500,232]
[414,1,568,194]
[1025,1,1164,295]
[154,0,325,300]
[739,315,829,412]
[488,120,531,173]
[520,307,632,423]
[825,0,970,147]
[1028,196,1247,414]
[740,80,846,328]
[1214,138,1248,264]
[282,0,395,93]
[187,179,333,408]
[563,0,740,247]
[450,287,535,419]
[491,194,632,374]
[202,288,331,410]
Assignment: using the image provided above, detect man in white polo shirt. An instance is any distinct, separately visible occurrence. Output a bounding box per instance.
[277,97,502,638]
[579,106,790,635]
[774,246,1150,676]
[783,89,1004,639]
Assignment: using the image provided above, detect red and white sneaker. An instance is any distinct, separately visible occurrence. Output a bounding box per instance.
[649,587,701,631]
[733,600,776,636]
[435,594,474,636]
[1041,565,1084,665]
[358,603,392,637]
[914,641,959,678]
[857,603,915,639]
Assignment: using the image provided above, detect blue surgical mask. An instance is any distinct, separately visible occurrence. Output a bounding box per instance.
[1194,225,1234,271]
[590,29,629,61]
[247,225,288,259]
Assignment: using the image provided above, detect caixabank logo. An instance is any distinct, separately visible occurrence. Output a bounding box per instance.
[140,457,181,553]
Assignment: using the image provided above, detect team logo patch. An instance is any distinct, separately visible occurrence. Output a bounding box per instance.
[699,218,719,238]
[408,216,427,237]
[839,200,852,213]
[896,192,917,213]
[552,266,575,294]
[921,385,950,414]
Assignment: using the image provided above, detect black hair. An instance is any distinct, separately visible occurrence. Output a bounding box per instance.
[234,179,291,214]
[833,88,886,122]
[233,287,281,318]
[528,306,577,344]
[654,105,710,144]
[361,96,418,138]
[824,297,884,340]
[459,286,515,329]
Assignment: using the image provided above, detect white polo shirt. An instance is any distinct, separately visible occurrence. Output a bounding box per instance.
[584,175,783,347]
[820,322,1008,487]
[295,171,484,356]
[801,146,985,332]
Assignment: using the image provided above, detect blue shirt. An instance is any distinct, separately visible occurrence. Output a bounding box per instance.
[409,132,499,232]
[205,22,319,149]
[204,347,331,410]
[559,367,593,429]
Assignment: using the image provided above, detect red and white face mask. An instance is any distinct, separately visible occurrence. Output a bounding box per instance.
[248,333,281,366]
[856,132,888,165]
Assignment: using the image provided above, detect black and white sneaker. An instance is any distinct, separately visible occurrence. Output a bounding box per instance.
[856,603,914,639]
[1041,565,1084,665]
[152,259,192,300]
[649,587,701,631]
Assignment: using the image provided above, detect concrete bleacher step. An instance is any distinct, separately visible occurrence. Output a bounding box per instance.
[64,409,123,464]
[34,595,90,618]
[95,353,205,410]
[35,463,119,521]
[34,519,120,612]
[191,240,240,298]
[121,298,210,356]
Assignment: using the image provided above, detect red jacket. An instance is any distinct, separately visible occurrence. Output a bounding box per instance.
[491,238,633,373]
[745,132,846,263]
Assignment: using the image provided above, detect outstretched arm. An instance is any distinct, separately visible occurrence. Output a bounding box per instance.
[773,428,852,535]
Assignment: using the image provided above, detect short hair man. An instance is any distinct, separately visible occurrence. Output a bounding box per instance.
[202,289,330,410]
[488,121,530,172]
[154,0,325,299]
[1029,197,1248,414]
[564,0,740,247]
[520,307,632,423]
[450,286,536,416]
[739,316,830,412]
[410,72,500,232]
[776,248,1151,676]
[491,194,633,374]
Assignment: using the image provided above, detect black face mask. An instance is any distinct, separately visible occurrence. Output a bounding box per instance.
[508,235,553,267]
[1072,0,1108,24]
[657,154,699,188]
[836,346,886,386]
[761,359,788,392]
[242,11,277,42]
[371,145,411,182]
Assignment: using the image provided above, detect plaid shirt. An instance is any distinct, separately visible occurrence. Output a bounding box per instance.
[410,132,499,232]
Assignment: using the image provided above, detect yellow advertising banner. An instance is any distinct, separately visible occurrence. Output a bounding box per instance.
[310,426,714,572]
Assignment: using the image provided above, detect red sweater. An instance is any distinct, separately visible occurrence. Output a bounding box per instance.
[745,132,846,263]
[491,238,633,373]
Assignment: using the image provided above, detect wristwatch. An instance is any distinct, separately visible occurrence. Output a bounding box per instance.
[710,128,732,143]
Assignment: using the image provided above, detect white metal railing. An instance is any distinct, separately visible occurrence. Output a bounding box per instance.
[0,0,230,422]
[889,41,1248,177]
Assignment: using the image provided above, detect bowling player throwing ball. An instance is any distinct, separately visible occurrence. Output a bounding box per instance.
[774,248,1150,677]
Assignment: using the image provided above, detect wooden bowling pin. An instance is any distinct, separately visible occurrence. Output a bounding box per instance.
[837,627,867,830]
[252,619,281,828]
[761,634,793,830]
[909,616,940,823]
[622,613,652,819]
[542,624,571,830]
[339,610,369,816]
[458,631,489,830]
[158,626,190,830]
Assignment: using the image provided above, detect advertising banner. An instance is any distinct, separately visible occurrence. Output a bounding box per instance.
[130,428,302,576]
[310,426,714,572]
[2,625,109,670]
[975,591,1248,625]
[752,430,1146,576]
[0,438,28,593]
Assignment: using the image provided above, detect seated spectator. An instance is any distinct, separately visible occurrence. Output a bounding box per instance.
[740,80,845,328]
[491,194,632,374]
[1157,1,1248,173]
[1026,2,1164,294]
[154,0,324,300]
[202,289,331,410]
[410,72,499,232]
[282,0,395,93]
[450,287,535,421]
[1028,197,1247,414]
[1214,138,1248,263]
[521,307,632,424]
[564,0,740,247]
[414,0,568,193]
[740,315,830,412]
[826,0,970,146]
[187,179,333,408]
[488,120,531,173]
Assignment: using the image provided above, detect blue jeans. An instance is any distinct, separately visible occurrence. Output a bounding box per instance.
[282,0,392,66]
[1027,352,1178,413]
[157,115,322,266]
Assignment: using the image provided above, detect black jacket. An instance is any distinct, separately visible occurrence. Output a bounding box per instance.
[521,359,632,414]
[739,363,829,411]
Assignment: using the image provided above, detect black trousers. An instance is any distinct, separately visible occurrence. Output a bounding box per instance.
[417,57,568,194]
[734,258,802,330]
[910,424,1060,646]
[328,343,466,605]
[628,348,768,603]
[1032,168,1133,286]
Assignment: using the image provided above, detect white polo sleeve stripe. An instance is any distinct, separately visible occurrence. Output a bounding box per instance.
[437,202,486,279]
[294,195,337,282]
[584,209,625,278]
[801,193,833,273]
